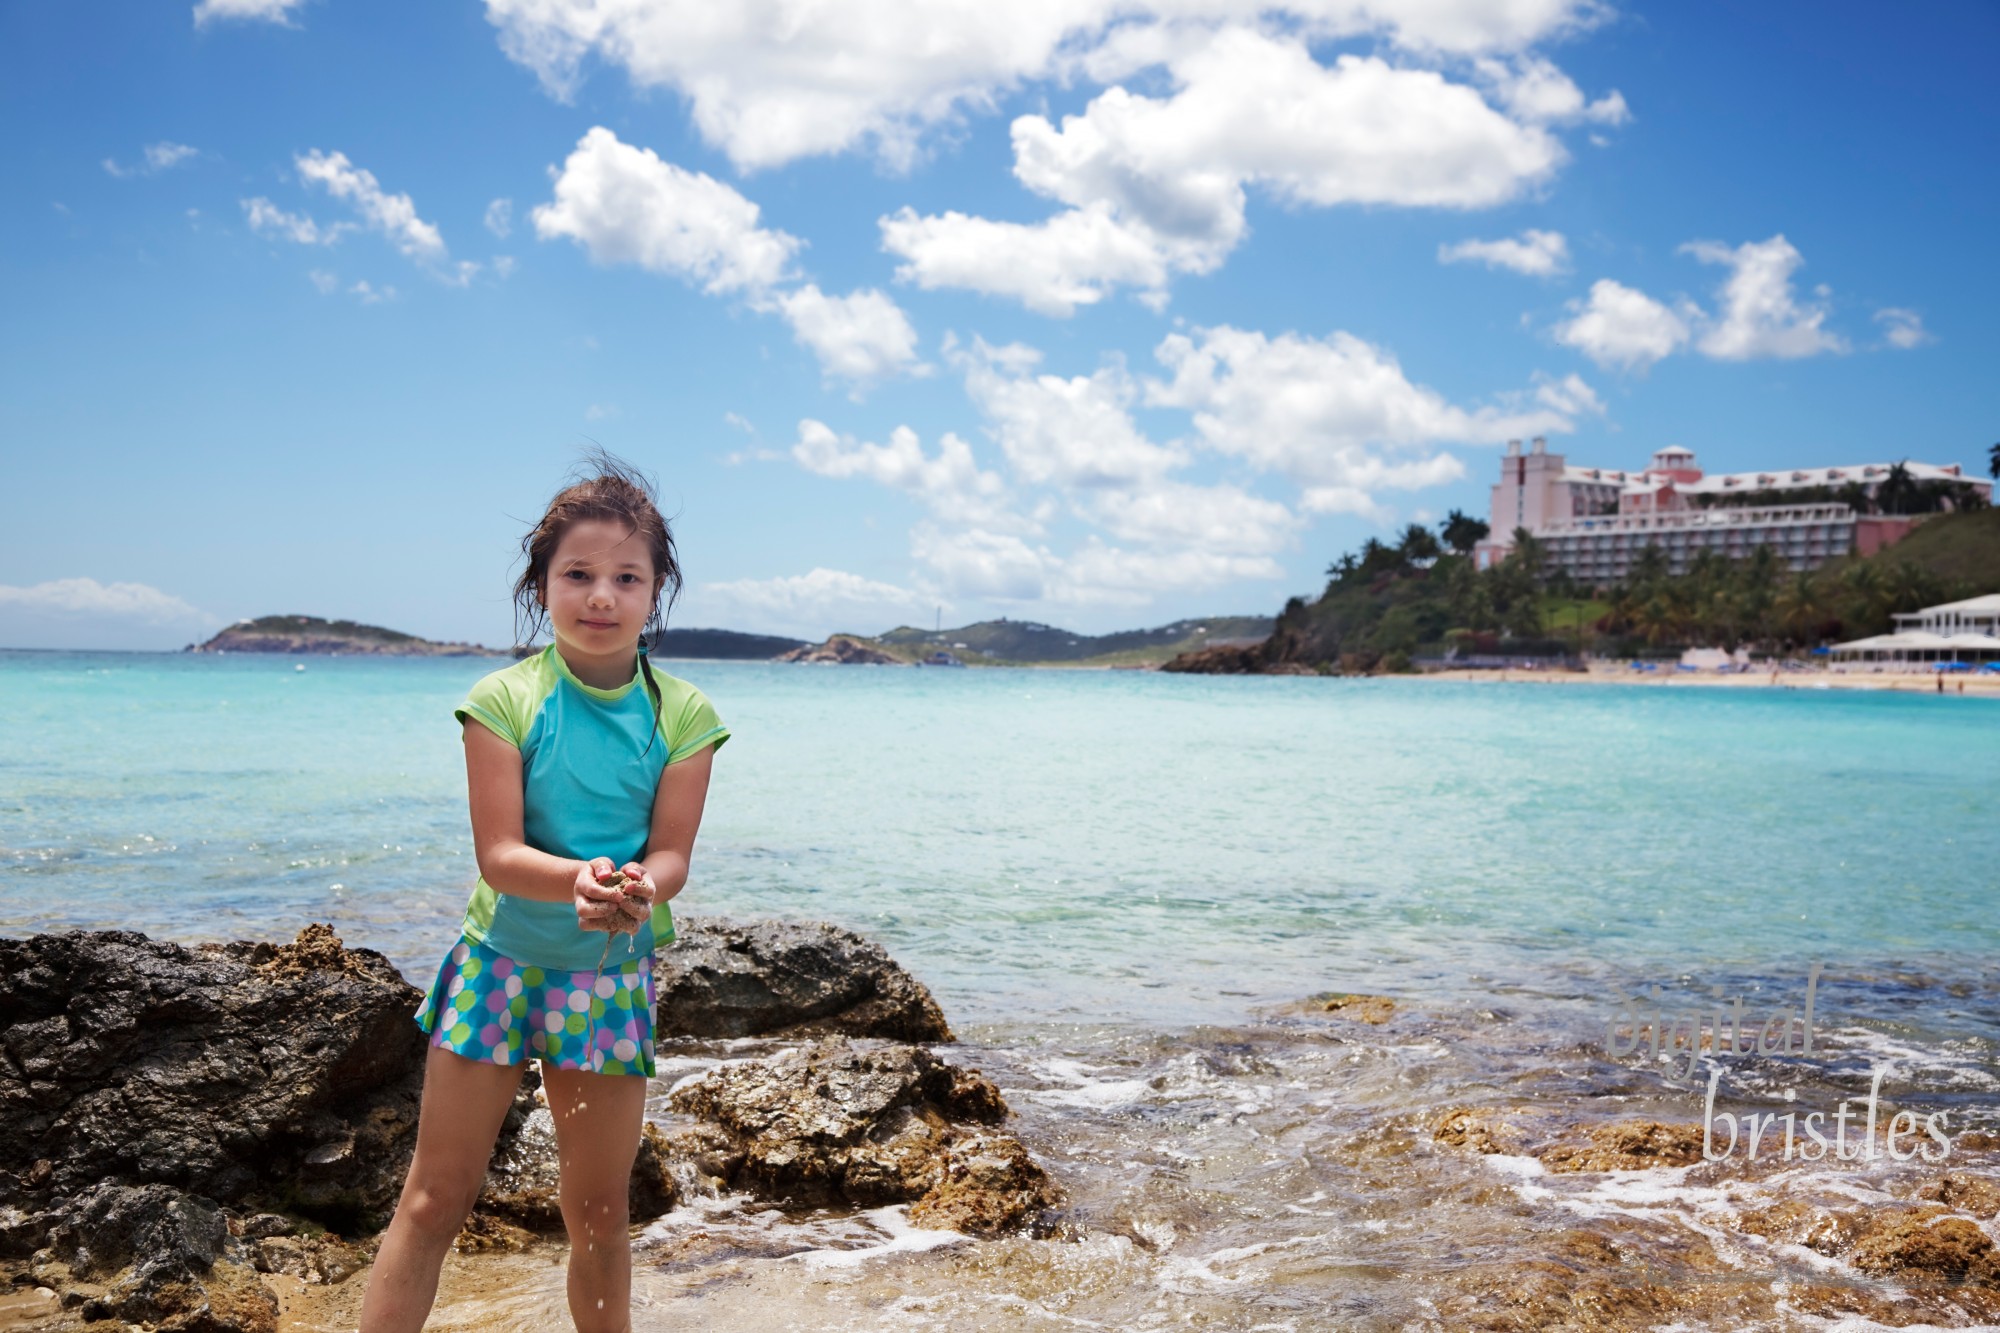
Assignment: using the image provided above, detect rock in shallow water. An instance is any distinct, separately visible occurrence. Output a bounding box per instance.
[655,917,953,1042]
[665,1038,1057,1236]
[0,926,426,1234]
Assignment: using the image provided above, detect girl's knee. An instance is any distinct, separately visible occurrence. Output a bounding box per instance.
[559,1189,630,1245]
[399,1181,480,1241]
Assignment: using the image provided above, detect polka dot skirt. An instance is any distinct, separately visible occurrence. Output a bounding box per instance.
[415,934,655,1076]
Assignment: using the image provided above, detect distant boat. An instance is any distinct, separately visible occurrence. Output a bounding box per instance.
[295,664,306,672]
[919,652,965,668]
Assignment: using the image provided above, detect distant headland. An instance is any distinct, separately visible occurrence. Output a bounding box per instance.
[186,615,508,657]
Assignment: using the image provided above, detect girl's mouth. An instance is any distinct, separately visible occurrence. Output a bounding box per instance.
[579,619,619,630]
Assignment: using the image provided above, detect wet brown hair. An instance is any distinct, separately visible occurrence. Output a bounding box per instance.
[512,449,681,750]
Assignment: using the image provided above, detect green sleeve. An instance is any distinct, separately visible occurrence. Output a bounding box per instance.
[666,683,729,764]
[455,664,538,748]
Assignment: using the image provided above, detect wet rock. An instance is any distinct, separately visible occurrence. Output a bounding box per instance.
[1734,1199,1863,1256]
[1911,1172,2000,1218]
[1430,1107,1532,1156]
[1305,992,1395,1024]
[452,1212,539,1255]
[31,1182,278,1332]
[665,1038,1057,1236]
[1539,1120,1705,1173]
[1848,1207,1999,1282]
[246,1233,365,1285]
[656,918,953,1043]
[0,926,426,1232]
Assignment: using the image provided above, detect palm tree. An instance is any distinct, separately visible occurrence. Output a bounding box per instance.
[1398,522,1442,564]
[1508,527,1547,581]
[1775,572,1823,647]
[1876,461,1919,516]
[1988,441,2000,482]
[1441,509,1490,555]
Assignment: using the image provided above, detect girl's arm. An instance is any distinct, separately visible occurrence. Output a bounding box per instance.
[609,742,716,923]
[463,718,627,927]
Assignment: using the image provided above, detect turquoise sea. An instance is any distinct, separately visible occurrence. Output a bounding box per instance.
[4,650,1998,1329]
[4,650,1995,1023]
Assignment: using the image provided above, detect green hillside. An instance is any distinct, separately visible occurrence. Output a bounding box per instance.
[1823,509,2000,588]
[857,615,1273,666]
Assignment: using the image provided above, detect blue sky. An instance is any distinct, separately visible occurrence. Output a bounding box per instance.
[3,1,1995,650]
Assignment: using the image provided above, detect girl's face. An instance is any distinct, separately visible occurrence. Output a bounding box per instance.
[542,518,663,660]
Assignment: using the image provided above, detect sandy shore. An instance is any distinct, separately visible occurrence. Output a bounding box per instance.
[1412,663,2000,695]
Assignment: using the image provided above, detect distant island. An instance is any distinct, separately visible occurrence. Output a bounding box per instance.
[650,627,811,660]
[182,614,1277,667]
[187,615,507,657]
[780,616,1275,668]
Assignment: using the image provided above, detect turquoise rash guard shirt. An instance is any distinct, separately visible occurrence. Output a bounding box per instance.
[452,645,728,971]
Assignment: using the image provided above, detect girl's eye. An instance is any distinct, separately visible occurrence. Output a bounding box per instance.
[618,574,641,583]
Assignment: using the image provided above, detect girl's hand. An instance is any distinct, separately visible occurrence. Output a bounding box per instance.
[612,863,655,930]
[572,857,625,933]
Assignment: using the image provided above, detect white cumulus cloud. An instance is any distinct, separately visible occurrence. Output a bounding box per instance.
[482,0,1609,169]
[698,567,935,639]
[295,150,447,263]
[532,127,800,295]
[0,578,212,624]
[792,419,1010,525]
[1552,278,1694,371]
[485,197,514,238]
[957,339,1185,487]
[881,203,1185,317]
[775,285,927,386]
[1874,307,1933,350]
[886,28,1573,313]
[1438,228,1569,276]
[104,142,200,179]
[1146,324,1580,496]
[1474,54,1627,125]
[194,0,307,26]
[243,197,342,245]
[1683,234,1846,361]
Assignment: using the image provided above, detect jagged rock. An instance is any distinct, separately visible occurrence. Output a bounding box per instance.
[31,1182,278,1332]
[1539,1121,1706,1173]
[665,1038,1056,1236]
[246,1233,365,1285]
[1306,992,1396,1024]
[0,926,427,1233]
[1430,1107,1532,1156]
[656,918,953,1043]
[1848,1208,1999,1282]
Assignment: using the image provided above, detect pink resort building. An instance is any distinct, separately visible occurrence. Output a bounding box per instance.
[1473,440,1991,583]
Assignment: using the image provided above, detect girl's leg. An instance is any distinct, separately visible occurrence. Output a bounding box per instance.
[543,1066,649,1333]
[358,1046,523,1333]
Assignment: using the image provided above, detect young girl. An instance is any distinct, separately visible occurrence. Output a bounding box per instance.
[359,457,726,1333]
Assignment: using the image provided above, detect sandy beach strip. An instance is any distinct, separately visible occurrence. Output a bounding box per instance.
[1408,664,2000,694]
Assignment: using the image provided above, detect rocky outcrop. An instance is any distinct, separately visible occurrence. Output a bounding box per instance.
[1539,1120,1706,1173]
[188,614,504,656]
[0,926,680,1329]
[0,926,428,1232]
[665,1038,1058,1236]
[28,1183,279,1332]
[777,634,905,665]
[656,918,953,1043]
[0,921,1056,1327]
